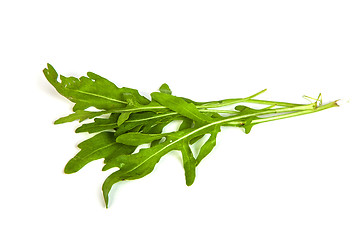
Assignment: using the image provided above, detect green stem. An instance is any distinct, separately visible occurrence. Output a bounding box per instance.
[112,89,303,114]
[124,101,320,125]
[112,97,304,114]
[252,101,339,125]
[126,109,239,124]
[216,101,338,126]
[240,99,303,107]
[196,89,303,108]
[199,109,240,114]
[195,98,303,109]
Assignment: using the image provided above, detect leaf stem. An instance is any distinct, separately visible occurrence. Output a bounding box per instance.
[112,100,318,125]
[111,97,304,114]
[251,101,339,125]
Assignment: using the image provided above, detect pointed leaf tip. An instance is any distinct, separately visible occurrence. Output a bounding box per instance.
[44,63,57,77]
[47,63,53,69]
[64,163,76,174]
[159,83,172,95]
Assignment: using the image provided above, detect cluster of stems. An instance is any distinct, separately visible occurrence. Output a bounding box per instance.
[111,89,338,131]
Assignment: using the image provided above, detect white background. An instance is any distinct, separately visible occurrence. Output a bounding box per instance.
[1,1,359,239]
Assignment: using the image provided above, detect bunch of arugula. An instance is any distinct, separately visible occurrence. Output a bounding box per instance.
[44,63,339,207]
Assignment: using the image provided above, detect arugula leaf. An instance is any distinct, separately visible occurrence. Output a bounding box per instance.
[44,64,150,111]
[116,132,165,146]
[242,117,256,134]
[44,64,127,111]
[75,113,119,133]
[102,140,173,207]
[64,132,125,173]
[195,125,221,166]
[54,110,109,124]
[117,112,131,126]
[180,141,196,186]
[151,92,214,125]
[159,83,172,95]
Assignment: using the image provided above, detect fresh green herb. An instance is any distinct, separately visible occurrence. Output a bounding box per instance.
[44,63,339,208]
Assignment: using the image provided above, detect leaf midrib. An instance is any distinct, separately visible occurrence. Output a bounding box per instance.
[78,142,118,160]
[75,90,127,104]
[126,112,177,123]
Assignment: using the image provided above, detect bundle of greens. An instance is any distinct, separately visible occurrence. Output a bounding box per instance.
[44,63,339,207]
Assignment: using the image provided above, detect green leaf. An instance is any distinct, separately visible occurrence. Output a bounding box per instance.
[75,113,119,133]
[159,83,172,95]
[117,112,131,126]
[118,87,150,106]
[102,140,173,207]
[116,132,165,146]
[43,64,150,111]
[151,92,213,125]
[180,142,196,186]
[64,132,123,173]
[195,125,221,166]
[44,64,126,110]
[243,117,256,134]
[54,110,109,124]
